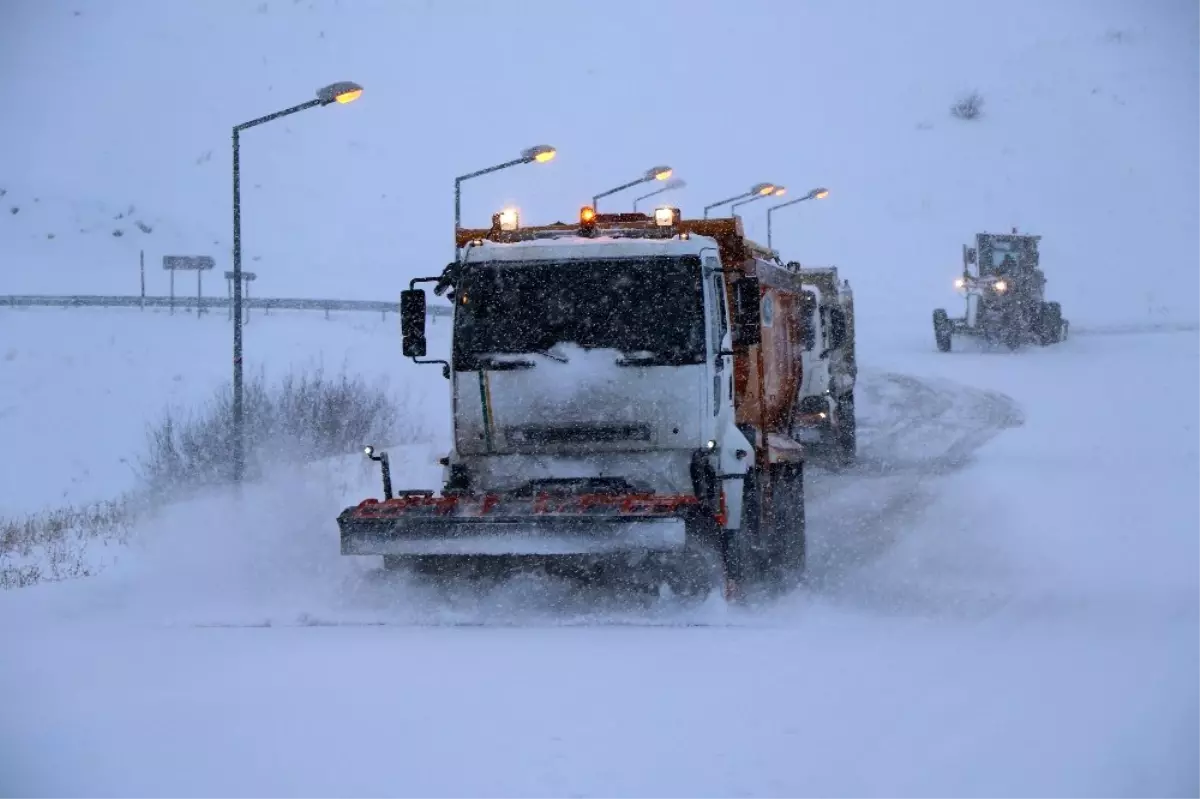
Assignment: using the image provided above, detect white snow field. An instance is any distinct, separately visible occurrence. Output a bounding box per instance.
[3,0,1198,795]
[0,316,1196,796]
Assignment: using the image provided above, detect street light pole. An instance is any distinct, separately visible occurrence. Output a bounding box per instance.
[730,186,787,218]
[454,145,556,257]
[766,187,830,251]
[591,165,673,212]
[702,182,778,218]
[230,80,363,485]
[632,179,686,212]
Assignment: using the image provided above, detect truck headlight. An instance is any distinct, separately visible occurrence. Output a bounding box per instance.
[993,280,1008,293]
[954,277,966,290]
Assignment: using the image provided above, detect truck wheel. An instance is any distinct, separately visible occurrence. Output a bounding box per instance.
[652,535,725,606]
[834,393,857,465]
[1003,324,1022,350]
[729,469,766,590]
[1039,302,1064,345]
[933,309,952,352]
[772,462,807,588]
[753,462,806,594]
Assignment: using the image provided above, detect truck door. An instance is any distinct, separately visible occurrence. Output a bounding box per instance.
[709,265,730,417]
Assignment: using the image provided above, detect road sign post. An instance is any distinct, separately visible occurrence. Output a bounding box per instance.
[163,256,215,317]
[225,270,257,323]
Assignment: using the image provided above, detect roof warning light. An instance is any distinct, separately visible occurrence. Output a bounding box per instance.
[654,206,680,227]
[498,207,520,231]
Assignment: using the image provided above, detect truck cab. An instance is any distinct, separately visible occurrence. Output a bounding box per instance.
[788,264,857,463]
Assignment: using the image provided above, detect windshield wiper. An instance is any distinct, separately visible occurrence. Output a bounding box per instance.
[615,350,682,367]
[469,347,569,370]
[533,348,570,363]
[470,354,535,371]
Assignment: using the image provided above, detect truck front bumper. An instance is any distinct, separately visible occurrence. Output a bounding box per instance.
[337,493,697,558]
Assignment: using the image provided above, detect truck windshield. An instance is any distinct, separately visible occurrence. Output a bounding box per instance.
[452,255,705,371]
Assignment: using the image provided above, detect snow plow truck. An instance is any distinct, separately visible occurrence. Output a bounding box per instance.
[933,229,1069,351]
[337,205,827,602]
[790,265,857,465]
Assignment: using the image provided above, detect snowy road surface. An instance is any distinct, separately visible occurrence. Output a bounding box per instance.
[1,330,1196,797]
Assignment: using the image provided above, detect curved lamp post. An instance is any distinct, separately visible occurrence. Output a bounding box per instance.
[454,145,556,236]
[632,178,686,212]
[730,185,787,217]
[592,165,673,211]
[231,80,363,485]
[766,187,829,250]
[702,182,777,218]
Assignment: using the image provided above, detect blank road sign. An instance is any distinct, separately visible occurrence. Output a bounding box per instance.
[163,255,215,271]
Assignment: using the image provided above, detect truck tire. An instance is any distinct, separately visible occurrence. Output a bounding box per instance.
[764,462,806,590]
[731,468,766,588]
[933,309,952,352]
[1039,302,1064,345]
[651,535,725,605]
[834,392,857,465]
[1003,322,1022,350]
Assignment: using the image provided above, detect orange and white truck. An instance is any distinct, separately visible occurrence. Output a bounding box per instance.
[337,205,832,601]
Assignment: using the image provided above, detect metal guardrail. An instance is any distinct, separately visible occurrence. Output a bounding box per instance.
[4,295,1193,335]
[0,294,454,317]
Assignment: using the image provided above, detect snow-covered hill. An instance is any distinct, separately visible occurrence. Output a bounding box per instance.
[4,0,1197,324]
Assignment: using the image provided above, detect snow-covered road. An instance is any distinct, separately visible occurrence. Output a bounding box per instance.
[1,330,1196,797]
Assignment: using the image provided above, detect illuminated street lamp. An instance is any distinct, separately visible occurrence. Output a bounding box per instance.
[702,182,777,218]
[730,185,787,217]
[592,165,673,211]
[454,145,556,236]
[231,80,363,485]
[766,187,830,250]
[632,178,686,212]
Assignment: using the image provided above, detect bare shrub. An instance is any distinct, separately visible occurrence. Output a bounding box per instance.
[2,365,425,589]
[136,365,413,501]
[0,499,132,589]
[950,91,984,121]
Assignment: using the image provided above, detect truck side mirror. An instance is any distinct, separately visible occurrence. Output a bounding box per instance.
[965,247,977,265]
[829,308,847,350]
[400,289,427,358]
[731,276,761,348]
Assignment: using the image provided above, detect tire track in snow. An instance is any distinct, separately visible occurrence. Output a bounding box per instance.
[799,369,1023,615]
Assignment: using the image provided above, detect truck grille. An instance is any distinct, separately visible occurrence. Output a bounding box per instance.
[504,424,652,446]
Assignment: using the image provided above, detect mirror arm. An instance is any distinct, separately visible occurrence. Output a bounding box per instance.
[409,275,444,291]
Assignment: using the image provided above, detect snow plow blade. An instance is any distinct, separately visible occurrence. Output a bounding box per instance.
[337,491,700,558]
